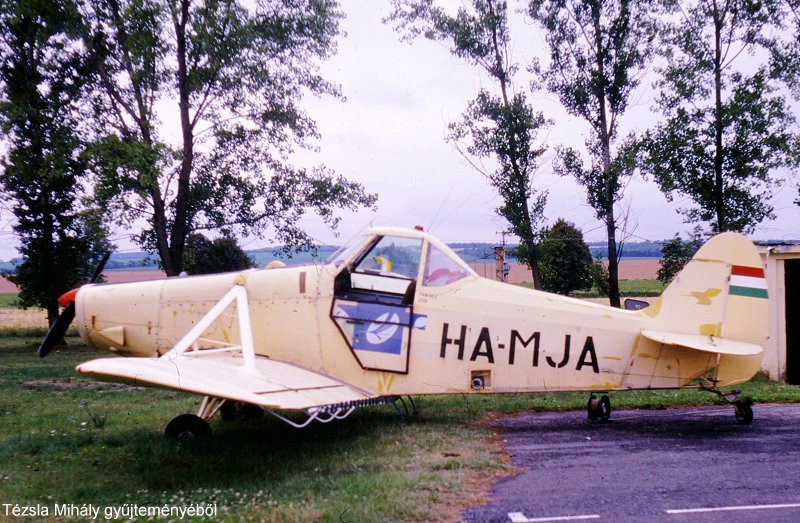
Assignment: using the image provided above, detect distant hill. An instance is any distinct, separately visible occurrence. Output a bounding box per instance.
[101,246,341,272]
[587,241,663,259]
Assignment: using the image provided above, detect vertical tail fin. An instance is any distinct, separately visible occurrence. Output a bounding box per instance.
[642,232,768,385]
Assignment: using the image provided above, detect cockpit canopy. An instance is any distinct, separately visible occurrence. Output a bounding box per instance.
[328,227,476,297]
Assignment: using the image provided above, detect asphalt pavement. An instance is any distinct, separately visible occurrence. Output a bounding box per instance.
[462,404,800,523]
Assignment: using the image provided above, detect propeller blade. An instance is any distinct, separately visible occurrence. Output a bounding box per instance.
[89,251,112,283]
[37,302,76,357]
[36,251,112,358]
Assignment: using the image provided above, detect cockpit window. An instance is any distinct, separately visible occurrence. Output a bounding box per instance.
[326,234,371,268]
[422,243,470,287]
[354,236,422,280]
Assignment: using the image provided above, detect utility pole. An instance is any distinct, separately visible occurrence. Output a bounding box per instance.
[495,230,510,283]
[495,246,504,282]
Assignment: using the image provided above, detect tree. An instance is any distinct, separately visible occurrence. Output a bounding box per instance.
[80,0,376,276]
[769,1,800,209]
[539,218,592,295]
[388,0,550,288]
[657,228,704,284]
[182,233,255,275]
[528,0,661,308]
[0,0,110,326]
[640,0,796,234]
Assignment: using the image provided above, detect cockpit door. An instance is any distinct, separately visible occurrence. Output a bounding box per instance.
[331,235,426,373]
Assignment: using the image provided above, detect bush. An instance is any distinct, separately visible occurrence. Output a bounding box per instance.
[539,219,593,295]
[182,233,256,275]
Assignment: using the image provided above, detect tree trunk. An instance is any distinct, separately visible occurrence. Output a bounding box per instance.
[96,0,188,276]
[152,199,177,275]
[530,257,543,289]
[591,2,621,308]
[523,236,543,289]
[605,214,621,308]
[46,301,59,327]
[166,0,194,277]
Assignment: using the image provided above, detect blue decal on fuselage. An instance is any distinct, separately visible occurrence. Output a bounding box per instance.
[335,302,426,355]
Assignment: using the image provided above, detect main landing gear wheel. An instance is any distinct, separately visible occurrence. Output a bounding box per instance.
[734,401,753,425]
[165,414,212,441]
[587,394,611,423]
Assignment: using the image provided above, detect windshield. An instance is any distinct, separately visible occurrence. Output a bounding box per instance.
[326,234,371,268]
[354,236,422,280]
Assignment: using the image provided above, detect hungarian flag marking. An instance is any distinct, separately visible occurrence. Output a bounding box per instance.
[729,265,768,299]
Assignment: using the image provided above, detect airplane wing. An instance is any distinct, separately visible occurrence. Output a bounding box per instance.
[77,284,376,412]
[640,329,763,356]
[76,354,374,410]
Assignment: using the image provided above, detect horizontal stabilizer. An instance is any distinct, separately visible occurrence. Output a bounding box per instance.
[641,329,763,356]
[76,354,373,410]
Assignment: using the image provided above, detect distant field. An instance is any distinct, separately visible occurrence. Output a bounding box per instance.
[464,259,660,282]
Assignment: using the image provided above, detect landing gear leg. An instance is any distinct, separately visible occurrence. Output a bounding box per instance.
[708,389,754,425]
[587,394,611,422]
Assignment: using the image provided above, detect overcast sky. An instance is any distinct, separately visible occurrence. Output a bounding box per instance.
[1,0,798,261]
[285,0,800,251]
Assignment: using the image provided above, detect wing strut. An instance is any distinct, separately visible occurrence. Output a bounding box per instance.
[162,283,257,372]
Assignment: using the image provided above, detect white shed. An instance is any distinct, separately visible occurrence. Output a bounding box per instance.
[758,243,800,384]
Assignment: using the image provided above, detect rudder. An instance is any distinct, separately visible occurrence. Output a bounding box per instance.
[642,232,768,386]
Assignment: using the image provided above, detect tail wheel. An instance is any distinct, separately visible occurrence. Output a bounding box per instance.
[165,414,212,441]
[587,394,611,423]
[734,401,753,424]
[587,395,599,422]
[598,394,611,422]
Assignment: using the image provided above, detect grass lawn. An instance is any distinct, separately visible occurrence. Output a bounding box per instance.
[611,279,664,297]
[2,334,800,522]
[1,337,511,522]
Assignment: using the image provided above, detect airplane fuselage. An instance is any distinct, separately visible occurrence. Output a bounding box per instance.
[75,227,767,400]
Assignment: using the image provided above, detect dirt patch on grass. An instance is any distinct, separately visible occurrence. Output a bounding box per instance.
[23,379,144,392]
[430,415,522,522]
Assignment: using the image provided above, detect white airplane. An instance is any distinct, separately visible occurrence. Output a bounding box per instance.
[39,226,768,439]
